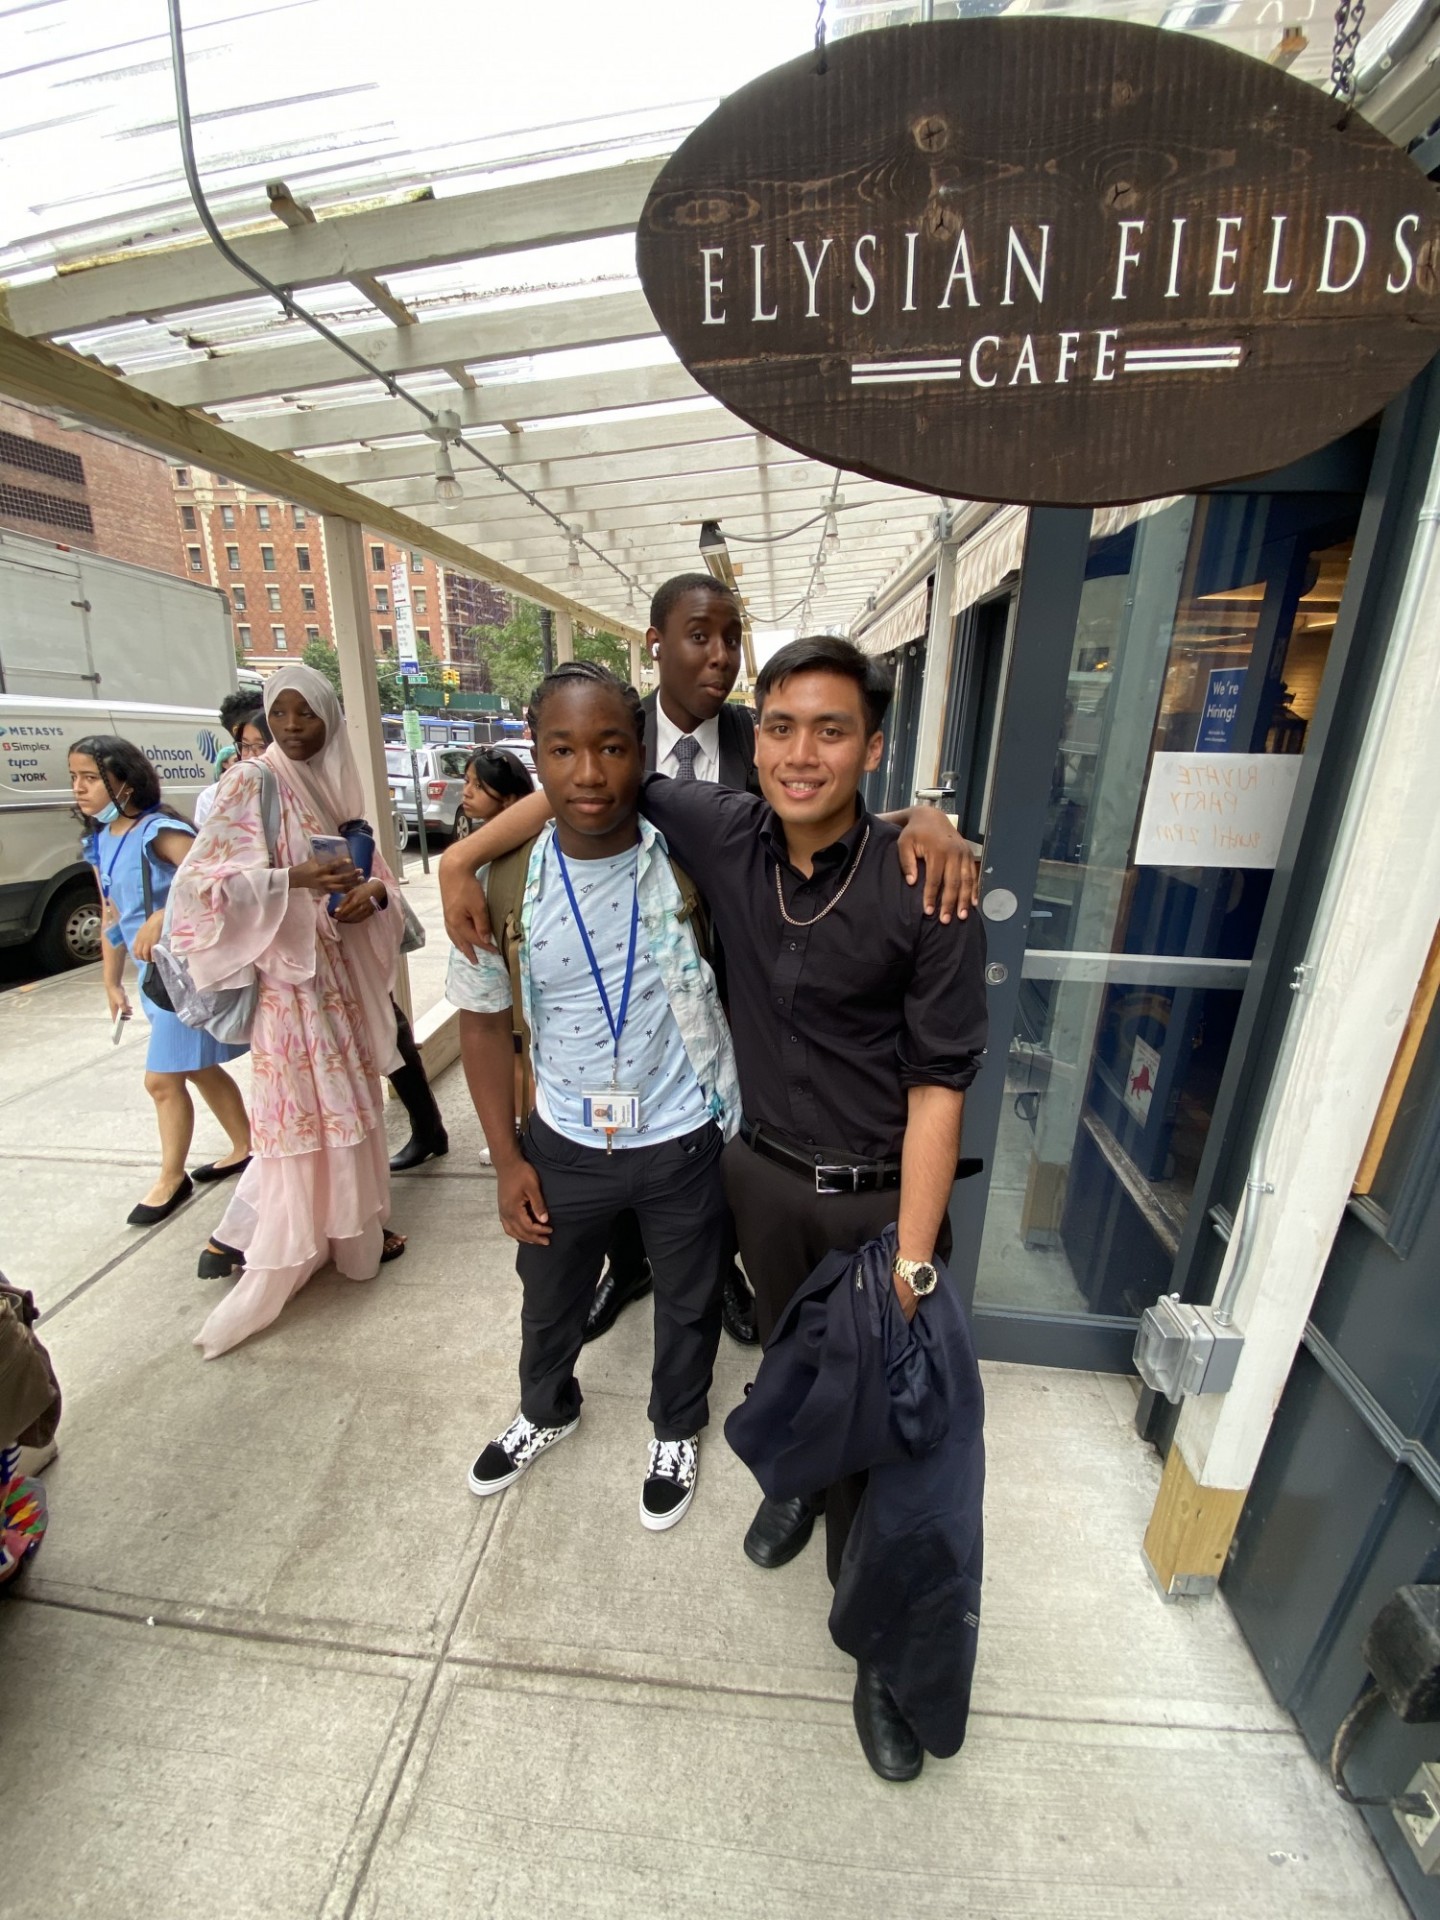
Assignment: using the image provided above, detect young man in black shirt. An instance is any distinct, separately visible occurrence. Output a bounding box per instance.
[440,636,985,1780]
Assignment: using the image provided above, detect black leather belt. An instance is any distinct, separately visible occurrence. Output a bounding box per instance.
[740,1117,902,1195]
[739,1117,985,1195]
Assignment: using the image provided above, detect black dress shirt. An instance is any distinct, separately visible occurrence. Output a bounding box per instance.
[640,776,987,1162]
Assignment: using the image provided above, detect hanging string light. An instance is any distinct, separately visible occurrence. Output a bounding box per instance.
[567,528,583,580]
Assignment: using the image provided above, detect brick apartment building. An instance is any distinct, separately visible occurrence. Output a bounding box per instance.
[0,399,187,578]
[0,400,513,695]
[171,465,507,691]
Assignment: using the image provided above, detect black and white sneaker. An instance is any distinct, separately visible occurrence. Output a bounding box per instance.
[467,1412,579,1496]
[640,1436,699,1531]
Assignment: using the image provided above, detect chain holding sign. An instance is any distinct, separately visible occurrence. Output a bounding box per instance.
[636,18,1440,508]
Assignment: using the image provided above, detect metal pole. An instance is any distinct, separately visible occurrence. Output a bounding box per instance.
[404,679,431,875]
[539,607,555,677]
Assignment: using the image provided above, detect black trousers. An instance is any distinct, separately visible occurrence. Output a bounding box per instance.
[722,1134,952,1584]
[517,1115,728,1441]
[603,1203,742,1286]
[389,999,445,1144]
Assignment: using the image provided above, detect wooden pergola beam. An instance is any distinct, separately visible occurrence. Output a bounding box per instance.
[0,323,643,640]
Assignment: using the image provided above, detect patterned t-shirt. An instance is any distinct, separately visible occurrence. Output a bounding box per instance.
[447,836,711,1149]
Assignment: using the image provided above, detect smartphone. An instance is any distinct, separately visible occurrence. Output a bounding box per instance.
[311,834,355,917]
[111,1005,128,1045]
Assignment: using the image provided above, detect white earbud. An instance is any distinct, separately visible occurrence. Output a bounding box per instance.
[651,642,661,659]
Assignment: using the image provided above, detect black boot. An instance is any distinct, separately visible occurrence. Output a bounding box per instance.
[390,1129,449,1171]
[743,1493,814,1569]
[389,999,447,1171]
[853,1663,924,1782]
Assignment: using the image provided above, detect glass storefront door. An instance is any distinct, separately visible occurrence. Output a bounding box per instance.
[958,485,1363,1365]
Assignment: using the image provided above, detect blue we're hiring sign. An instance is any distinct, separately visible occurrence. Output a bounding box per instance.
[1196,669,1246,751]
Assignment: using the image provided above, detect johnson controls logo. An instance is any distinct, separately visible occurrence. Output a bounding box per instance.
[196,729,221,765]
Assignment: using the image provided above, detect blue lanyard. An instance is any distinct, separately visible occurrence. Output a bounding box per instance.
[97,815,151,903]
[553,840,640,1065]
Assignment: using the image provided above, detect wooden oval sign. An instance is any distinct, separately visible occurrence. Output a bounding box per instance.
[636,18,1440,508]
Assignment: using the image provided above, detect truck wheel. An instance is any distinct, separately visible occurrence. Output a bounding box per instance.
[34,879,104,973]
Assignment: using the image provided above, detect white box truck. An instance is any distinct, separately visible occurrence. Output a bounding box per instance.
[0,530,237,971]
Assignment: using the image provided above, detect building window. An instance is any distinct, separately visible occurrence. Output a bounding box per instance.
[0,483,94,535]
[0,432,85,486]
[417,628,431,645]
[414,588,427,615]
[378,626,394,648]
[375,587,390,613]
[261,545,276,571]
[255,504,271,529]
[370,544,385,572]
[301,586,316,611]
[232,585,247,610]
[174,466,190,487]
[292,506,306,530]
[410,550,424,573]
[295,544,310,572]
[305,625,320,641]
[220,504,235,529]
[180,504,197,530]
[226,545,240,571]
[267,586,282,612]
[272,625,287,650]
[237,624,251,649]
[186,545,203,573]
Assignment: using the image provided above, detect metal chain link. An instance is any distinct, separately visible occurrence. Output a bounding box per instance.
[815,0,828,74]
[1330,0,1367,101]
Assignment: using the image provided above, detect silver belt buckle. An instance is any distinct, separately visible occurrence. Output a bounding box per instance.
[815,1162,858,1195]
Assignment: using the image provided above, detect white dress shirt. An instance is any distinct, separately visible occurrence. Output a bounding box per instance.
[653,701,720,784]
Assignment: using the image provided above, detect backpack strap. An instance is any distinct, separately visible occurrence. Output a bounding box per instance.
[254,761,281,866]
[484,837,539,1119]
[667,857,711,962]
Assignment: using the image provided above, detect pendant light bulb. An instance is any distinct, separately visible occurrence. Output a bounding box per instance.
[822,509,840,555]
[434,440,462,505]
[567,529,583,580]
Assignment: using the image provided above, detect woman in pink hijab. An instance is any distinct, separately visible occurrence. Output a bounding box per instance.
[168,665,406,1358]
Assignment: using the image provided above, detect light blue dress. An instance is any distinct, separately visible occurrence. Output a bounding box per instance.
[88,814,248,1074]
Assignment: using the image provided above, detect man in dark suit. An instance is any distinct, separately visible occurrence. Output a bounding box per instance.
[585,573,760,1347]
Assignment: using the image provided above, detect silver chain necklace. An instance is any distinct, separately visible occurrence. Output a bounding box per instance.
[774,824,870,929]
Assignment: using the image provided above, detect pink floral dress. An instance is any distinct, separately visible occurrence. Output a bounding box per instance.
[168,757,404,1358]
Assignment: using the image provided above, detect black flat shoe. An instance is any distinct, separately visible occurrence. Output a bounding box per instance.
[389,1133,449,1172]
[743,1492,815,1570]
[853,1662,924,1782]
[192,1154,252,1184]
[582,1260,653,1344]
[126,1174,193,1228]
[198,1240,244,1280]
[721,1263,758,1346]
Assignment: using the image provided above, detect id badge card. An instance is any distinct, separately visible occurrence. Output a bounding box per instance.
[582,1090,640,1135]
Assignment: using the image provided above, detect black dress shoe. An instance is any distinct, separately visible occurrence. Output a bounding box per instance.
[720,1263,758,1346]
[743,1492,815,1569]
[126,1173,194,1228]
[853,1662,924,1782]
[582,1260,653,1344]
[389,1131,450,1172]
[192,1154,251,1184]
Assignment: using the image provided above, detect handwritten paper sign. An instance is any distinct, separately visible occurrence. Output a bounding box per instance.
[1134,752,1301,869]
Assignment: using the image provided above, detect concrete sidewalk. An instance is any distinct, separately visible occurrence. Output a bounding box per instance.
[0,915,1405,1919]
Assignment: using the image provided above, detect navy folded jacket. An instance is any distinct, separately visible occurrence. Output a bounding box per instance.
[725,1221,985,1757]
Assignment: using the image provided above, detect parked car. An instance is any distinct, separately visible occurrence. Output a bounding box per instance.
[386,743,473,849]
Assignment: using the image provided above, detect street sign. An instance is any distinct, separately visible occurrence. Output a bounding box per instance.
[402,707,423,752]
[391,561,418,675]
[636,18,1440,508]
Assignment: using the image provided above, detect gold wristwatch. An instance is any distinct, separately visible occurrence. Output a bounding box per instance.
[893,1256,939,1297]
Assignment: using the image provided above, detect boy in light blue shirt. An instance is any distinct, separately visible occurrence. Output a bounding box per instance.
[446,663,738,1532]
